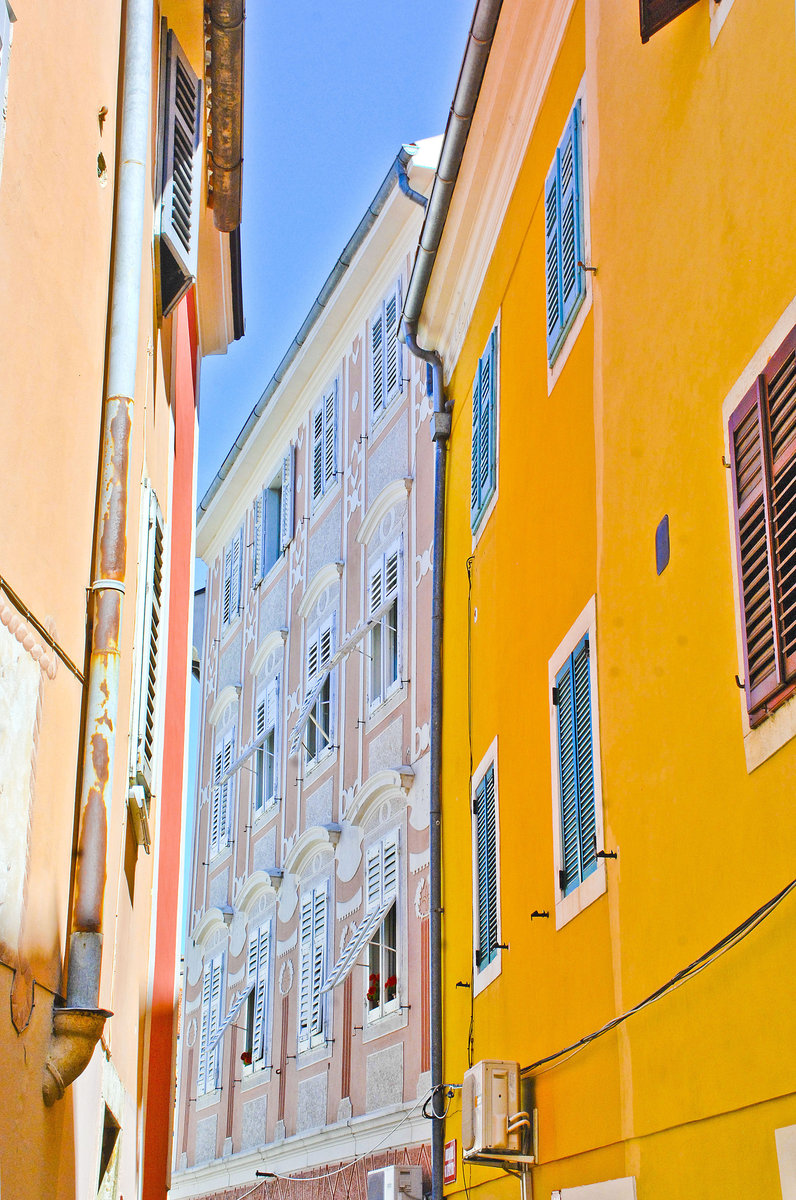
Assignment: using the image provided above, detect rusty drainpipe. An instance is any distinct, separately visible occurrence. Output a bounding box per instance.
[43,0,154,1105]
[208,0,244,232]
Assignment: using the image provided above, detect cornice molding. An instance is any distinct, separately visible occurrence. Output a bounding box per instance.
[208,683,241,727]
[250,628,288,677]
[297,561,344,620]
[283,823,342,877]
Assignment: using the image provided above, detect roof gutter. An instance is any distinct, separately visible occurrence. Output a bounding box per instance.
[396,6,502,1200]
[198,145,423,519]
[208,0,245,233]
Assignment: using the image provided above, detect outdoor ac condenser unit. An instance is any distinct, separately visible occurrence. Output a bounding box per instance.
[366,1165,423,1200]
[461,1059,522,1155]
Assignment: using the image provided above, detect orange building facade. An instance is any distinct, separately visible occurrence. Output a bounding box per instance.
[0,3,243,1198]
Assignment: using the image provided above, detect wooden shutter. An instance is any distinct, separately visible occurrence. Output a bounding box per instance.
[323,384,337,492]
[729,327,796,721]
[547,103,585,364]
[250,925,270,1063]
[371,305,385,418]
[218,734,233,849]
[312,404,324,502]
[197,963,212,1091]
[210,743,223,857]
[370,560,384,616]
[207,954,224,1088]
[253,492,264,581]
[385,281,403,401]
[559,105,583,331]
[640,0,700,43]
[471,371,481,528]
[555,635,597,894]
[385,549,399,601]
[280,446,294,551]
[310,886,327,1042]
[159,29,202,316]
[297,891,313,1049]
[474,766,498,968]
[545,157,562,354]
[134,488,165,794]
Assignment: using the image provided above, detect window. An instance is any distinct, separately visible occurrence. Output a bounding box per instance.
[728,325,796,727]
[158,28,203,317]
[322,833,400,1004]
[368,546,400,708]
[305,617,335,764]
[244,922,271,1069]
[549,597,606,927]
[210,729,234,857]
[472,762,499,979]
[365,835,399,1020]
[253,448,294,583]
[254,677,280,812]
[471,326,498,533]
[0,2,14,186]
[221,530,243,629]
[130,482,165,797]
[640,0,699,42]
[545,101,586,365]
[298,884,328,1051]
[197,952,224,1094]
[312,385,338,506]
[371,282,403,421]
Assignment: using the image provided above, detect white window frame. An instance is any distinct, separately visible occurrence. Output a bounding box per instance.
[364,831,400,1022]
[209,727,235,859]
[254,675,280,814]
[471,737,502,997]
[547,75,592,396]
[244,920,272,1071]
[221,528,244,631]
[305,614,335,767]
[548,595,606,930]
[197,951,224,1096]
[370,279,403,424]
[367,542,401,711]
[311,383,338,509]
[297,882,329,1053]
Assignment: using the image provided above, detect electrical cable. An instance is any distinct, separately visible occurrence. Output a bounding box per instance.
[522,876,796,1077]
[254,1089,430,1183]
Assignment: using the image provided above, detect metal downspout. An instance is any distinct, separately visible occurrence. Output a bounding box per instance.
[43,0,154,1105]
[403,319,450,1200]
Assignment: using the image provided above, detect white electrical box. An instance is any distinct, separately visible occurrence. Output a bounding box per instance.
[366,1165,423,1200]
[461,1059,522,1155]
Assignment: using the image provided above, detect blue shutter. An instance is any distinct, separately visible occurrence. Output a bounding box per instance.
[559,103,584,332]
[475,765,498,968]
[573,635,597,881]
[545,155,562,356]
[471,371,481,529]
[547,101,586,365]
[556,633,596,894]
[556,658,579,894]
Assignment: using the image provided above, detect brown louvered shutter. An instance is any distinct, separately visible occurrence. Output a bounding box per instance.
[639,0,700,43]
[159,29,202,316]
[729,326,796,723]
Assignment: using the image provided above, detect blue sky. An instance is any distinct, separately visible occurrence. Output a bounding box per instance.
[197,0,475,502]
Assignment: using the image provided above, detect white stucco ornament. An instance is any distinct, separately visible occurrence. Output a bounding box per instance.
[335,822,363,883]
[278,872,298,923]
[228,908,248,958]
[279,960,294,995]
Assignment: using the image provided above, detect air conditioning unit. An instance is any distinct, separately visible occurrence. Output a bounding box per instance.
[366,1165,423,1200]
[461,1060,522,1155]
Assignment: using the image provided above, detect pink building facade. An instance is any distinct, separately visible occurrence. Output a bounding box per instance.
[173,143,439,1198]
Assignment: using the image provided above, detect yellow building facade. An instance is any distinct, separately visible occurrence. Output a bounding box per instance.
[404,1,796,1197]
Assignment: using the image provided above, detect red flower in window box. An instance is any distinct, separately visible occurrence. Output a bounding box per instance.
[240,1050,253,1066]
[366,973,380,1003]
[384,974,397,1000]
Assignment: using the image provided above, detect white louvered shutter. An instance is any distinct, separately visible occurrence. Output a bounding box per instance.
[253,492,264,581]
[310,887,327,1043]
[298,892,314,1049]
[370,561,383,617]
[134,486,165,795]
[385,281,402,402]
[249,925,270,1063]
[324,384,337,492]
[231,533,242,618]
[222,543,233,626]
[371,305,385,418]
[219,735,233,847]
[312,405,324,502]
[197,964,212,1091]
[159,30,202,316]
[207,954,224,1088]
[280,446,294,551]
[210,744,223,857]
